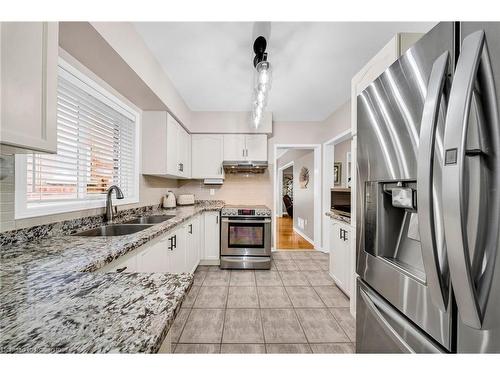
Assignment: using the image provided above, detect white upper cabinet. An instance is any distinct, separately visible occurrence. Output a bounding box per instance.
[191,134,224,179]
[223,134,247,161]
[142,111,191,179]
[0,22,58,153]
[245,134,268,161]
[223,134,267,162]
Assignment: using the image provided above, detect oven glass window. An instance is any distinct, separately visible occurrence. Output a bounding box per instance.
[228,223,265,248]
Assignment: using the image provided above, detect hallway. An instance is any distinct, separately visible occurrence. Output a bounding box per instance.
[276,217,314,250]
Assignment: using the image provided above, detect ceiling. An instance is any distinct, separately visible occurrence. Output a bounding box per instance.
[133,22,436,122]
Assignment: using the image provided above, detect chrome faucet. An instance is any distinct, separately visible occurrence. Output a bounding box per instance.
[105,185,124,224]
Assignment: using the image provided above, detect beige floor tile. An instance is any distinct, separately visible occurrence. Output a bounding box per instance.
[289,252,312,260]
[230,270,256,286]
[221,343,266,354]
[222,309,264,343]
[310,343,355,353]
[271,251,293,260]
[203,270,231,286]
[295,308,350,343]
[174,343,221,354]
[266,343,312,353]
[279,271,310,286]
[193,271,207,286]
[169,308,191,343]
[182,285,200,308]
[227,286,259,308]
[296,260,323,271]
[179,309,225,343]
[257,286,292,308]
[330,308,356,341]
[303,271,335,286]
[314,286,350,307]
[274,259,299,271]
[308,251,329,260]
[318,260,330,271]
[260,309,307,343]
[285,286,325,308]
[255,270,283,286]
[194,286,228,308]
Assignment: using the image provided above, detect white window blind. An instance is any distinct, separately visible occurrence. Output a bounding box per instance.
[26,67,137,205]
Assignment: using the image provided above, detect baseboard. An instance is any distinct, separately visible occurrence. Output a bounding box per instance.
[292,226,314,246]
[329,271,350,298]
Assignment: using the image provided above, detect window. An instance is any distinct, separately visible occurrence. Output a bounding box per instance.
[15,59,140,219]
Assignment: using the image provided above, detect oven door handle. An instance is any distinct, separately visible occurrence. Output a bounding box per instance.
[221,218,271,224]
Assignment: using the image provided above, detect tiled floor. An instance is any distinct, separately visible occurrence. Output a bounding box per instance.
[170,250,355,354]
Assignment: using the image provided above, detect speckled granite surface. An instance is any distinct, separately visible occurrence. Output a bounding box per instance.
[0,201,224,353]
[325,211,351,225]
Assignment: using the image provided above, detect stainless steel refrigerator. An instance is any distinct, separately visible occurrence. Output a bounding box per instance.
[356,22,500,353]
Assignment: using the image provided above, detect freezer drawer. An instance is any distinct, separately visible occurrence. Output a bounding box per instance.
[356,279,445,353]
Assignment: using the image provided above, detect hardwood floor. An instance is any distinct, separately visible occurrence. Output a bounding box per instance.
[276,216,314,250]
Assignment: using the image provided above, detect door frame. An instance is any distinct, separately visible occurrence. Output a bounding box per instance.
[273,144,322,251]
[277,161,294,217]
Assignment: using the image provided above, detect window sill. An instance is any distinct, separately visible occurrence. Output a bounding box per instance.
[14,197,139,220]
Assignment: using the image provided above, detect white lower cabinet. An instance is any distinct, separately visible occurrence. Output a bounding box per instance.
[202,211,220,262]
[97,212,219,274]
[329,220,352,296]
[137,235,170,273]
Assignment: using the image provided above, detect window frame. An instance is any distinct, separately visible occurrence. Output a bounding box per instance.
[14,58,141,220]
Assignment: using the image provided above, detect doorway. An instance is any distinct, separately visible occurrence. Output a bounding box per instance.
[273,144,322,251]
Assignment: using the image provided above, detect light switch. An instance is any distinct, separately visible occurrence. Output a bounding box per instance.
[209,189,215,196]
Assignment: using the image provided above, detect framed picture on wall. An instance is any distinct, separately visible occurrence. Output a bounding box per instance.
[334,162,342,186]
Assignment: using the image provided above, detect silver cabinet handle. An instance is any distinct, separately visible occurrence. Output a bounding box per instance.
[417,51,450,312]
[442,30,499,329]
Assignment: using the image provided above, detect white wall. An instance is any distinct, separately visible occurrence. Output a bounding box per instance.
[292,151,315,241]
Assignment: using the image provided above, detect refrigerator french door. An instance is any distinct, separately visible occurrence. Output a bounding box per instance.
[356,21,500,353]
[356,22,455,352]
[446,22,500,353]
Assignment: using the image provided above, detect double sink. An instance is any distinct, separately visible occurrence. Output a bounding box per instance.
[72,215,176,237]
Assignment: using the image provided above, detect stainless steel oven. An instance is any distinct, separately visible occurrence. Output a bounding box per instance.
[220,205,272,269]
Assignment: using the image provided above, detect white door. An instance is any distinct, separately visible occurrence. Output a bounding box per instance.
[191,134,224,178]
[137,237,169,272]
[203,212,220,261]
[223,134,246,161]
[1,22,58,153]
[166,114,179,176]
[245,134,268,161]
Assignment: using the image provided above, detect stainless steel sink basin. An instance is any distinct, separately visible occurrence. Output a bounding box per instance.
[122,215,175,225]
[72,224,153,237]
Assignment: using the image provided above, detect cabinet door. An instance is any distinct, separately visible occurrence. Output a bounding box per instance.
[166,114,180,176]
[191,134,224,178]
[1,22,58,153]
[137,236,169,272]
[142,111,168,174]
[203,212,220,261]
[168,228,187,273]
[182,130,191,178]
[223,134,246,161]
[185,216,201,272]
[245,134,267,161]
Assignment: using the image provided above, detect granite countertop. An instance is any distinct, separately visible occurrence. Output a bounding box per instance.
[0,201,224,353]
[325,210,352,225]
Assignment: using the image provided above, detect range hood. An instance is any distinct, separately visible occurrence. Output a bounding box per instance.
[223,161,268,173]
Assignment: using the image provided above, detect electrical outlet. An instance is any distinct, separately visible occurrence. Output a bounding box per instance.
[209,189,215,196]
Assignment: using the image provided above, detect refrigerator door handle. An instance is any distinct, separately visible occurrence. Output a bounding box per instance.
[417,51,450,312]
[442,30,498,329]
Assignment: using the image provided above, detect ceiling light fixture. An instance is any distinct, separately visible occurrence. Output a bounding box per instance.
[251,35,272,129]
